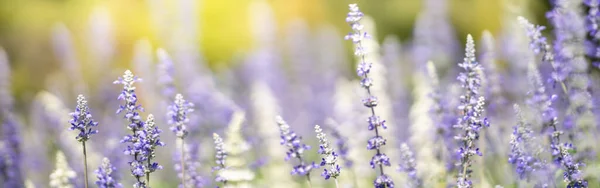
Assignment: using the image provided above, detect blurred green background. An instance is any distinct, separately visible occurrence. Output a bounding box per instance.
[0,0,550,104]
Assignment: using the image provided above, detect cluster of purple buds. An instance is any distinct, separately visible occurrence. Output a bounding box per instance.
[276,116,318,176]
[168,94,194,138]
[69,94,99,142]
[344,3,393,188]
[95,158,122,188]
[314,125,340,180]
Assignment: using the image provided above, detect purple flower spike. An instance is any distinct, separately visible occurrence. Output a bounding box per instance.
[69,94,99,142]
[315,125,340,180]
[95,158,122,188]
[345,4,394,187]
[276,116,318,179]
[454,35,489,188]
[168,94,194,138]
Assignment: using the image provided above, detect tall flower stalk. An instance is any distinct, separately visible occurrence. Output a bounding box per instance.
[212,133,227,186]
[517,16,567,94]
[141,114,165,185]
[69,94,99,188]
[526,61,586,187]
[344,4,394,188]
[508,104,547,186]
[397,143,422,188]
[168,94,194,187]
[454,35,490,188]
[315,125,341,187]
[276,116,317,187]
[114,70,147,187]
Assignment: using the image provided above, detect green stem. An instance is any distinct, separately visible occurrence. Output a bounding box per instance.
[334,178,340,188]
[306,174,313,188]
[82,141,89,188]
[181,139,186,188]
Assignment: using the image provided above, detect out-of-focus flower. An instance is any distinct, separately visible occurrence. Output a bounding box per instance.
[276,116,318,176]
[508,105,546,182]
[584,0,600,68]
[397,143,422,188]
[212,133,227,183]
[518,16,567,93]
[95,158,122,188]
[49,151,76,188]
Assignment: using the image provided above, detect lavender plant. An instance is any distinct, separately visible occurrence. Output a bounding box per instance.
[95,158,122,188]
[517,16,567,94]
[168,93,194,187]
[344,3,394,188]
[426,61,457,170]
[454,35,490,188]
[276,116,318,187]
[397,143,422,188]
[141,114,165,185]
[114,70,148,187]
[212,133,227,185]
[69,94,99,188]
[314,125,341,186]
[584,0,600,67]
[508,104,547,186]
[548,0,598,163]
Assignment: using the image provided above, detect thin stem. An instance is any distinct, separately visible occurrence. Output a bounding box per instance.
[334,178,340,188]
[181,139,186,188]
[82,141,89,188]
[350,169,359,187]
[306,174,313,188]
[146,157,151,185]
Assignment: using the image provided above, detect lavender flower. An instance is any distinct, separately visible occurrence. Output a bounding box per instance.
[50,151,76,188]
[314,125,341,181]
[517,16,567,93]
[276,116,318,185]
[157,48,176,98]
[426,61,457,170]
[95,158,122,188]
[479,31,506,111]
[454,35,489,188]
[212,133,227,184]
[584,0,600,67]
[168,93,194,187]
[397,143,422,188]
[508,105,545,181]
[69,94,99,188]
[69,95,99,142]
[0,113,23,187]
[168,94,194,138]
[114,70,147,186]
[527,61,587,187]
[344,4,394,188]
[140,115,164,182]
[548,1,598,163]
